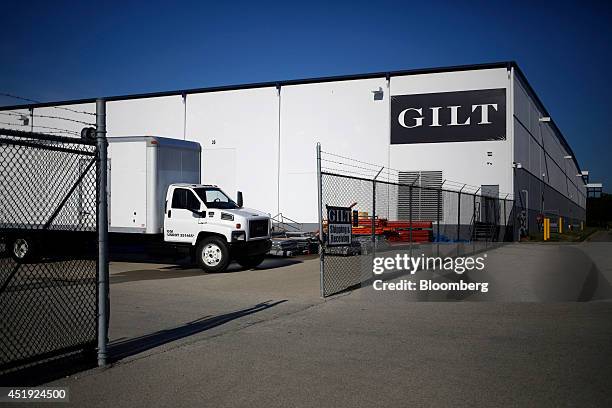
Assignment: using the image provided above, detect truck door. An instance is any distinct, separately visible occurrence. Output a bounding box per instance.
[164,188,202,243]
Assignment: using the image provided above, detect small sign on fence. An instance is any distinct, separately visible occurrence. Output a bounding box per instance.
[326,206,352,246]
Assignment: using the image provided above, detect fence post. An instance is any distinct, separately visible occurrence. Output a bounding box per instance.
[503,198,507,241]
[437,188,441,257]
[457,190,461,242]
[472,194,476,224]
[409,184,413,258]
[96,99,109,367]
[371,180,376,255]
[316,143,324,298]
[472,193,476,254]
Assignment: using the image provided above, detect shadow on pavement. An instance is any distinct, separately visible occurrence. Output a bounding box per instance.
[108,300,287,362]
[109,246,192,266]
[111,268,204,284]
[0,348,97,387]
[110,258,304,284]
[577,263,612,301]
[224,257,305,273]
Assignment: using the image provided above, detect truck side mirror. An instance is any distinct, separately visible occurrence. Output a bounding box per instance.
[237,191,243,208]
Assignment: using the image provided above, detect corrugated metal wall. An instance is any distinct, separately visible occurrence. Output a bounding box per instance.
[513,74,586,231]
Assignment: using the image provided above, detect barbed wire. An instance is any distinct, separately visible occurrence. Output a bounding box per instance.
[31,125,80,136]
[321,166,387,179]
[0,111,95,126]
[0,92,96,116]
[320,152,513,199]
[321,150,402,173]
[320,149,503,190]
[1,109,30,115]
[320,158,383,174]
[0,122,80,136]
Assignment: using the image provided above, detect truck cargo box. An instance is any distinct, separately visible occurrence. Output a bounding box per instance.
[108,136,201,234]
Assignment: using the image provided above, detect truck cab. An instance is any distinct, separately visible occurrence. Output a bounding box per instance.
[164,183,271,272]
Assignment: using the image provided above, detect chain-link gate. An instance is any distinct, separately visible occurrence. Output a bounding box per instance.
[317,145,515,297]
[0,128,99,379]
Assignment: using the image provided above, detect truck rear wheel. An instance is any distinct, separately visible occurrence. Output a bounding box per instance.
[196,236,230,273]
[236,254,266,269]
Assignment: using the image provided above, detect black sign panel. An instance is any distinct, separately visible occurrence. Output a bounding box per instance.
[327,206,352,224]
[391,88,506,144]
[326,206,352,246]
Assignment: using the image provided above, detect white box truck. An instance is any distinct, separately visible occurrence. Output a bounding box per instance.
[107,136,272,272]
[6,136,271,273]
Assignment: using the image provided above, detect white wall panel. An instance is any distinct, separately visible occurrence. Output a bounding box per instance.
[391,68,508,95]
[107,96,184,138]
[201,148,236,197]
[390,68,512,196]
[185,87,279,216]
[280,78,389,223]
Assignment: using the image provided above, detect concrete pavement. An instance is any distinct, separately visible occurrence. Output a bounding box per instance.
[587,229,612,242]
[107,255,323,359]
[53,299,612,407]
[43,241,612,407]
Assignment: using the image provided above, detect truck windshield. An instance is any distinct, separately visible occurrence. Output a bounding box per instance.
[193,188,238,209]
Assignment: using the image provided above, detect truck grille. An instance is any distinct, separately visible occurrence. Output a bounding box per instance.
[249,219,269,239]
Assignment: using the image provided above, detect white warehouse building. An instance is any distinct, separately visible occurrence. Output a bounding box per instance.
[0,62,586,238]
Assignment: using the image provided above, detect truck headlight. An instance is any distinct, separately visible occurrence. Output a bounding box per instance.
[231,231,246,241]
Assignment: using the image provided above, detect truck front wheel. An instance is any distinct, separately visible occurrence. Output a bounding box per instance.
[196,236,230,273]
[236,254,266,269]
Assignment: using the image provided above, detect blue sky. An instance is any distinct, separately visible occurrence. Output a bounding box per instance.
[1,0,610,188]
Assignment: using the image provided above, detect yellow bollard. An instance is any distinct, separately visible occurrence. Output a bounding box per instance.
[543,218,549,241]
[559,217,563,234]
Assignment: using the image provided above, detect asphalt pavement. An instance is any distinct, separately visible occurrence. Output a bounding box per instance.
[42,241,612,407]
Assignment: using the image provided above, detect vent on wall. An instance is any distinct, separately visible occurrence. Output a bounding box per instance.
[398,171,443,221]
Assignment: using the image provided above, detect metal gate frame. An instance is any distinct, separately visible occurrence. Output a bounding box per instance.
[0,115,108,381]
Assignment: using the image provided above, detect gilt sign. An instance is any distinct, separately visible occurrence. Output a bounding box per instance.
[391,89,506,144]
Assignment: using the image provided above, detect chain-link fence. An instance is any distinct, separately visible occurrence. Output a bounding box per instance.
[317,147,514,297]
[0,128,99,380]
